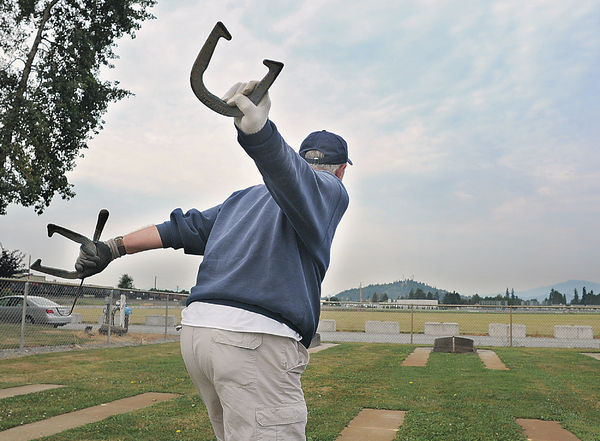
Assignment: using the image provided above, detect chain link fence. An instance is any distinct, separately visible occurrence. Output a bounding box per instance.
[0,277,187,356]
[318,301,600,348]
[2,277,600,356]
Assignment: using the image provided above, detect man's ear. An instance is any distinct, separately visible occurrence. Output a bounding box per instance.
[335,163,347,180]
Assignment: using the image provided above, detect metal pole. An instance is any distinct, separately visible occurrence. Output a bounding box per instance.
[410,304,414,344]
[107,290,113,345]
[163,293,169,340]
[509,305,513,347]
[19,281,30,351]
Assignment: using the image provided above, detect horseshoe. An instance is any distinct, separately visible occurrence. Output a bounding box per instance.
[30,209,109,279]
[190,21,284,117]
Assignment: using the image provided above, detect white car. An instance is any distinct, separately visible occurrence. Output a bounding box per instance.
[0,295,72,327]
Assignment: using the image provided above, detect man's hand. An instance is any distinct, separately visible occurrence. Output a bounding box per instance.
[75,238,121,278]
[222,81,271,134]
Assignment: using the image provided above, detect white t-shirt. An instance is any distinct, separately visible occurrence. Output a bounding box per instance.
[181,301,301,341]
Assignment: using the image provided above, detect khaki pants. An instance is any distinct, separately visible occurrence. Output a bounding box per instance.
[180,326,309,441]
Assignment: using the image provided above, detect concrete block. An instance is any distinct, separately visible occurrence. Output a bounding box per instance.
[317,319,336,332]
[70,313,82,324]
[554,325,594,339]
[577,326,594,339]
[309,333,321,348]
[145,315,176,326]
[365,320,400,334]
[488,323,526,338]
[424,322,459,336]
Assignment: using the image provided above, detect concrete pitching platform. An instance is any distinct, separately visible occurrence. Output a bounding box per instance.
[402,347,508,370]
[516,418,581,441]
[336,409,406,441]
[581,352,600,361]
[0,384,63,399]
[477,349,509,370]
[308,343,338,354]
[0,392,178,441]
[402,347,432,366]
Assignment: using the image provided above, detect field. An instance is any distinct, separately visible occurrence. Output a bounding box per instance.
[320,309,600,337]
[1,343,599,440]
[68,306,600,338]
[72,305,185,325]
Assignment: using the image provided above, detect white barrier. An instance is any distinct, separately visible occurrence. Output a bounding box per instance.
[70,313,82,324]
[317,319,336,332]
[145,315,176,326]
[554,325,594,339]
[424,322,459,336]
[488,323,526,338]
[365,320,400,334]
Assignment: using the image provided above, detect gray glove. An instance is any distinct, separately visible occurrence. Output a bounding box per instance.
[75,237,124,278]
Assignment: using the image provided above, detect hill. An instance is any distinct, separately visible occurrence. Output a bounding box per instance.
[333,279,448,302]
[515,280,600,302]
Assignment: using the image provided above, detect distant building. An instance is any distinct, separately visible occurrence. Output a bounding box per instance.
[388,299,438,309]
[479,300,506,306]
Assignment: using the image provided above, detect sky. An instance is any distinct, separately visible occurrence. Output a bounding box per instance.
[1,0,599,297]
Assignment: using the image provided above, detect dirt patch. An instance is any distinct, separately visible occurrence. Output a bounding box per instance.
[516,418,581,441]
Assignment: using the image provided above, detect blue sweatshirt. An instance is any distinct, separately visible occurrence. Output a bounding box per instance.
[156,121,349,347]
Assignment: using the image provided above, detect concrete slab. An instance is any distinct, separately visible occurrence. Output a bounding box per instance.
[477,349,509,370]
[402,347,432,367]
[309,343,338,354]
[581,352,600,361]
[0,392,178,441]
[336,409,406,441]
[516,418,581,441]
[0,384,63,399]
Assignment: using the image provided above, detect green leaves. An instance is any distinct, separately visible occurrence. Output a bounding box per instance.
[0,0,156,214]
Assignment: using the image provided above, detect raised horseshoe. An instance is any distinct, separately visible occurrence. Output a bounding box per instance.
[190,22,284,117]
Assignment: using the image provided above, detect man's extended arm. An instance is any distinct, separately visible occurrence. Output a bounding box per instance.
[74,225,162,277]
[122,225,163,254]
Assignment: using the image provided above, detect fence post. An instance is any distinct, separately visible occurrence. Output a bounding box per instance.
[164,293,169,341]
[107,290,113,345]
[509,305,513,347]
[410,304,414,344]
[19,281,30,351]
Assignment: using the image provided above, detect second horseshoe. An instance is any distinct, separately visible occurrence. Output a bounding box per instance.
[190,22,284,117]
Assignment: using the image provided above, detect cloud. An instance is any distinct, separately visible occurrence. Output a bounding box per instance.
[2,1,599,297]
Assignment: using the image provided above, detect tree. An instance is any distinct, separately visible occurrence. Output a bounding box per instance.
[548,288,565,305]
[0,243,27,277]
[371,292,380,303]
[443,291,461,305]
[0,0,156,214]
[572,288,579,305]
[118,273,134,289]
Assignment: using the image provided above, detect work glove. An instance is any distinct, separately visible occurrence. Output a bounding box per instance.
[222,80,271,135]
[75,237,124,278]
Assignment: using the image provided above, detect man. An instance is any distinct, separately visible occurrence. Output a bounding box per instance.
[76,81,350,440]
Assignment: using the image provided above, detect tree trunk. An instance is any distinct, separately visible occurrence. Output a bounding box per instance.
[1,0,59,158]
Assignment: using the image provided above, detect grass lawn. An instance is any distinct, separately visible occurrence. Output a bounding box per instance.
[0,343,599,440]
[320,309,600,337]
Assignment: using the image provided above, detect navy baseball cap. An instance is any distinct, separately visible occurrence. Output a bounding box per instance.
[299,130,352,165]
